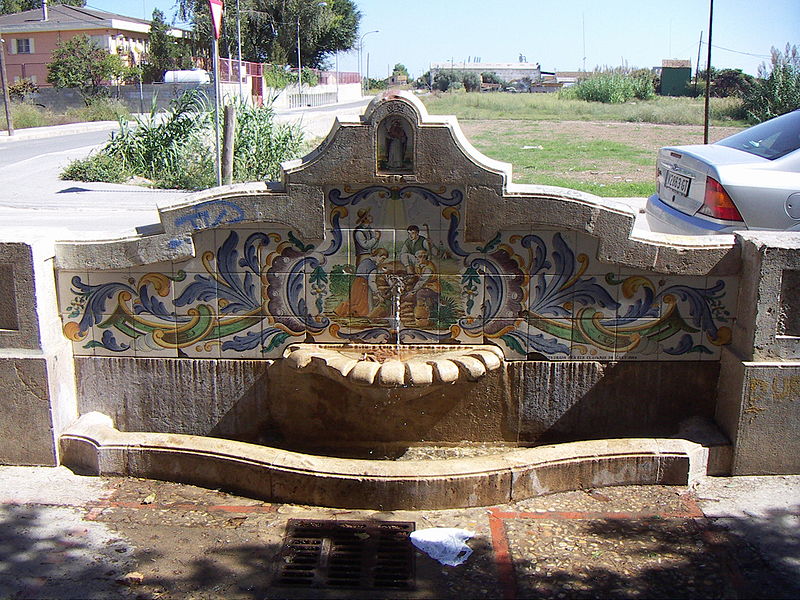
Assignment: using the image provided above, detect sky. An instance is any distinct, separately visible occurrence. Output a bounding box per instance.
[87,0,799,79]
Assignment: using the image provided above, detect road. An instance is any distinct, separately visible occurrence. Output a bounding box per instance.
[0,98,372,241]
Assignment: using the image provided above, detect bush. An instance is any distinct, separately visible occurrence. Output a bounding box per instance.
[742,44,800,122]
[61,90,303,190]
[62,152,127,183]
[65,98,131,122]
[8,103,50,129]
[233,101,303,182]
[8,78,38,102]
[564,71,655,103]
[481,71,506,87]
[711,68,754,98]
[263,65,295,88]
[462,72,481,92]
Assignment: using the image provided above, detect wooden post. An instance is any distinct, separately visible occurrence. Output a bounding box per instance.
[222,104,236,185]
[0,37,14,136]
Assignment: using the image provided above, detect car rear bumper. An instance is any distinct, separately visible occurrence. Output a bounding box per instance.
[645,194,740,235]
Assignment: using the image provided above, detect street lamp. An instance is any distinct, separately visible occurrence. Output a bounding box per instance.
[297,1,327,106]
[358,30,379,96]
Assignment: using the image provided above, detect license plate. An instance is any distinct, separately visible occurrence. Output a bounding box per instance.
[664,170,691,196]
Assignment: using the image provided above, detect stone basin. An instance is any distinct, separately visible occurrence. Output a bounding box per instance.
[283,343,505,400]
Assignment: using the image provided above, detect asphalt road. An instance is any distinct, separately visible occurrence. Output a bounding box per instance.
[0,128,117,168]
[0,124,183,240]
[0,99,373,241]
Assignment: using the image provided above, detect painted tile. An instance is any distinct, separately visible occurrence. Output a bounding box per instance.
[66,322,95,357]
[219,314,272,360]
[172,271,220,317]
[456,267,486,343]
[574,232,620,277]
[485,318,530,361]
[57,271,89,318]
[131,319,180,359]
[570,311,616,361]
[613,319,663,361]
[657,326,713,362]
[612,271,661,320]
[527,318,572,360]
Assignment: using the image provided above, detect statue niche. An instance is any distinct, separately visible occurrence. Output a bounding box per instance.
[377,115,413,173]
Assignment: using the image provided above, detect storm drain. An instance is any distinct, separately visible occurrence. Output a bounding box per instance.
[274,519,415,590]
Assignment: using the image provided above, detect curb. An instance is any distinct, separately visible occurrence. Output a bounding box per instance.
[0,120,121,142]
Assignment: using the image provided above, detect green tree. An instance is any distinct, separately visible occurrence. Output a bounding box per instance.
[177,0,359,69]
[46,34,126,103]
[141,8,192,83]
[462,71,480,92]
[392,63,409,78]
[710,68,754,98]
[1,0,84,14]
[742,43,800,122]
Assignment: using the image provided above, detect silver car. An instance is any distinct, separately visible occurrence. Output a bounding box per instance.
[646,110,800,234]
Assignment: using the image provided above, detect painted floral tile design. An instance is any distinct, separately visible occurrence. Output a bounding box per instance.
[59,185,737,360]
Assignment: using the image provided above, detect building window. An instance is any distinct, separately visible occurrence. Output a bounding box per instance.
[15,38,33,54]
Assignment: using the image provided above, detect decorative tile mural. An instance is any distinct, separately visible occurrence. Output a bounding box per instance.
[60,185,736,360]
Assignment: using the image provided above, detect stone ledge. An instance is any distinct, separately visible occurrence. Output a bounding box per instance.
[60,412,709,510]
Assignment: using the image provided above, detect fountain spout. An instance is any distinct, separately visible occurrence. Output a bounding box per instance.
[283,343,505,402]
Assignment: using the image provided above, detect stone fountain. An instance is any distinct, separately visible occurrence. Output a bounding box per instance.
[50,92,754,509]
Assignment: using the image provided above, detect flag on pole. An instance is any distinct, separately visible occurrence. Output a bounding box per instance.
[209,0,224,40]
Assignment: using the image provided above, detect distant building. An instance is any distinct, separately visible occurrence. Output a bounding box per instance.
[656,59,692,96]
[529,71,584,93]
[0,4,186,86]
[430,62,542,84]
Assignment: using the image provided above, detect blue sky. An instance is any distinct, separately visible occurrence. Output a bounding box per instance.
[88,0,798,78]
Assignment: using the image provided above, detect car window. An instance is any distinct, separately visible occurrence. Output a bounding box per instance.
[716,110,800,160]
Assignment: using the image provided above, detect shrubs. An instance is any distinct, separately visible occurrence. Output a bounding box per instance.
[8,78,38,102]
[741,44,800,122]
[65,98,131,123]
[62,91,302,190]
[233,101,303,182]
[563,70,656,103]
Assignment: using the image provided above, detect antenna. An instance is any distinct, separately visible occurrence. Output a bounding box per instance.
[582,13,586,71]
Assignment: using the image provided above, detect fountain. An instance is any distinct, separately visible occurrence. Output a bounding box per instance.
[54,92,737,509]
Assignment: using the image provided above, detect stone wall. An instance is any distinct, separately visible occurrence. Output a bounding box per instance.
[715,232,800,474]
[0,241,76,465]
[73,356,719,457]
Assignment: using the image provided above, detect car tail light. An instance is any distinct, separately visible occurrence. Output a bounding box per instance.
[698,177,743,221]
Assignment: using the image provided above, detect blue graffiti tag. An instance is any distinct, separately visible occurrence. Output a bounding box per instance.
[174,199,245,230]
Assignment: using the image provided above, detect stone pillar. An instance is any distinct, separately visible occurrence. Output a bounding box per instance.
[716,232,800,474]
[0,242,77,465]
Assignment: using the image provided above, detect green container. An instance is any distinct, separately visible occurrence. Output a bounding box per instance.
[660,67,692,96]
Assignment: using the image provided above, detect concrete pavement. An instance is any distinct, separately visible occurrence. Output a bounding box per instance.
[1,465,798,599]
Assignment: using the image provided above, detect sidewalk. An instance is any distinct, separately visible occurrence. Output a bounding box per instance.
[1,466,798,599]
[0,120,120,142]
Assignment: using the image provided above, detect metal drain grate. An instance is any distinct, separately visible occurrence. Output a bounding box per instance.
[274,519,415,590]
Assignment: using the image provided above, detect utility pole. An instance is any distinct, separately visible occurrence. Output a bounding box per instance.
[0,37,13,136]
[704,0,713,144]
[694,31,703,97]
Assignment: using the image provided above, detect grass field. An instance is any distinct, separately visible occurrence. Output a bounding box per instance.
[420,93,746,197]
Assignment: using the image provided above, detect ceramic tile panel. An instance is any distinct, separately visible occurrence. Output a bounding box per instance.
[527,318,572,360]
[57,185,739,362]
[485,318,530,361]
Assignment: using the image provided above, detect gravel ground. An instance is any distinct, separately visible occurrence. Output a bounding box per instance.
[1,470,798,600]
